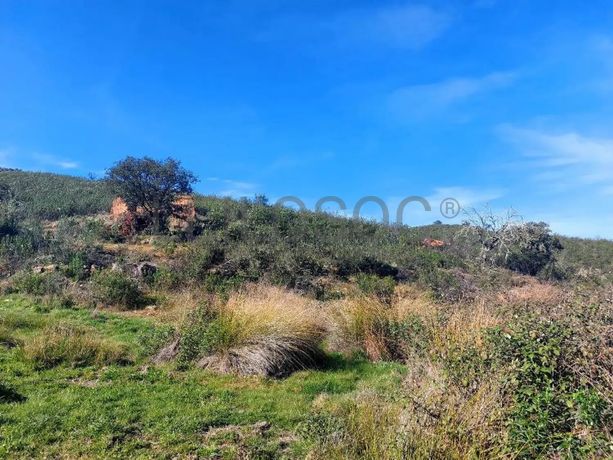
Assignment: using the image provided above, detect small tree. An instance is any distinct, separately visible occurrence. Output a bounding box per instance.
[460,206,522,266]
[106,157,197,233]
[460,207,562,277]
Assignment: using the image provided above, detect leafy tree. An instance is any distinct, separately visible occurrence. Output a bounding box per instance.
[504,222,563,276]
[106,156,197,233]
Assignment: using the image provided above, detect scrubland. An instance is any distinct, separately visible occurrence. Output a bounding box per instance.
[0,168,611,459]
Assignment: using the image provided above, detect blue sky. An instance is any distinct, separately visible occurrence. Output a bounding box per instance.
[1,1,613,237]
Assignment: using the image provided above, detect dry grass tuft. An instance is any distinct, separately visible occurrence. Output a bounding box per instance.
[23,323,133,369]
[496,277,565,306]
[399,356,507,459]
[329,288,434,361]
[194,284,327,377]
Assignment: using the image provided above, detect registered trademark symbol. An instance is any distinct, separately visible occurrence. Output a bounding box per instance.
[440,197,461,218]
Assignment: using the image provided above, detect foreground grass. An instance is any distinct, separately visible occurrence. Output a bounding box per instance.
[0,296,405,458]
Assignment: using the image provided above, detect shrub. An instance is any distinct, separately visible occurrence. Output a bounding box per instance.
[23,323,132,369]
[489,318,610,458]
[356,274,396,303]
[12,271,67,296]
[64,252,89,281]
[152,265,183,291]
[91,269,144,309]
[504,222,563,277]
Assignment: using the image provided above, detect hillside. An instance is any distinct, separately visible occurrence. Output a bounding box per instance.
[0,168,114,220]
[0,168,611,459]
[1,169,611,275]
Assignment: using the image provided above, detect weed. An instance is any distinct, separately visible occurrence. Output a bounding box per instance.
[91,269,145,309]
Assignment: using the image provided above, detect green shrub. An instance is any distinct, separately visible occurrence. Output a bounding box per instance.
[152,266,183,290]
[489,318,609,458]
[504,222,563,277]
[356,274,396,303]
[64,252,89,281]
[176,302,229,366]
[138,324,176,357]
[91,270,144,309]
[12,271,67,296]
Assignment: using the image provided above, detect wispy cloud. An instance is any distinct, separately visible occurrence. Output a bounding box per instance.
[387,72,517,120]
[499,125,613,194]
[206,177,258,198]
[335,4,452,49]
[257,3,452,51]
[32,153,79,169]
[428,186,504,209]
[383,186,504,226]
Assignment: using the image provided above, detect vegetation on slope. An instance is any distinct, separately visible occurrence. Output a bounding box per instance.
[0,165,611,459]
[0,168,113,220]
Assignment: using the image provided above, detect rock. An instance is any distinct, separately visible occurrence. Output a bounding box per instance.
[252,421,271,434]
[152,338,180,364]
[130,262,157,279]
[32,264,59,273]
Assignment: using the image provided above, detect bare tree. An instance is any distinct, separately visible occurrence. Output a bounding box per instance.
[460,206,522,266]
[459,206,562,276]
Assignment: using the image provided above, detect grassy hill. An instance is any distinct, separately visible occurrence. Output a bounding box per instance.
[0,168,114,220]
[1,168,611,275]
[0,168,611,458]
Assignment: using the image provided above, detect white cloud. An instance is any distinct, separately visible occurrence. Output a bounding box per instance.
[428,186,504,209]
[206,177,258,198]
[32,153,79,170]
[258,4,451,50]
[382,186,504,226]
[388,72,517,120]
[499,125,613,194]
[365,4,452,49]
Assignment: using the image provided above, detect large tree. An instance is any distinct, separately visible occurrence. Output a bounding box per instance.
[106,156,197,233]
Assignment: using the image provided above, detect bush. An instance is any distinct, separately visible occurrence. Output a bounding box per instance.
[152,265,183,291]
[489,318,610,458]
[23,323,132,369]
[91,269,145,309]
[64,252,89,281]
[12,271,67,296]
[356,274,396,303]
[504,222,563,277]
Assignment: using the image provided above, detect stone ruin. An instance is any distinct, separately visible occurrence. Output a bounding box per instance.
[110,195,196,233]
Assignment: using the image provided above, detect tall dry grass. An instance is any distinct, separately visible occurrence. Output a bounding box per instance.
[188,284,327,377]
[24,323,132,369]
[328,285,436,361]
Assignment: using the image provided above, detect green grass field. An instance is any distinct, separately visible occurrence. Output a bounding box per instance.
[0,296,404,459]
